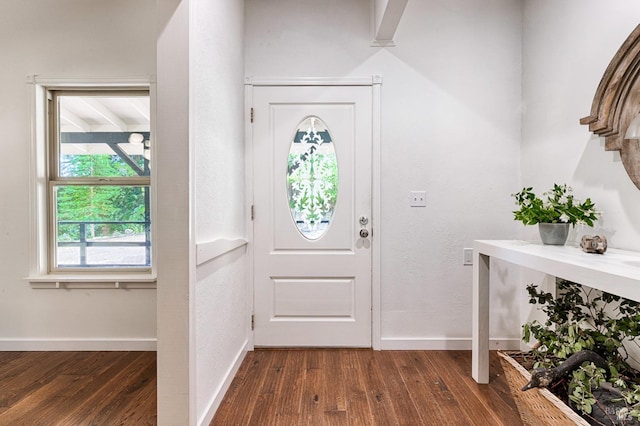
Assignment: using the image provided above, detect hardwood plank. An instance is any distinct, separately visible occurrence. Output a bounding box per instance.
[51,352,151,425]
[213,349,524,426]
[273,350,305,421]
[422,351,522,426]
[342,350,374,425]
[0,351,78,411]
[374,351,425,425]
[0,372,93,423]
[299,350,327,425]
[72,354,157,425]
[211,351,249,423]
[211,350,271,425]
[323,350,347,418]
[448,350,522,424]
[0,349,520,425]
[418,350,499,425]
[250,349,288,426]
[393,351,457,425]
[353,350,398,425]
[115,373,158,426]
[0,351,156,426]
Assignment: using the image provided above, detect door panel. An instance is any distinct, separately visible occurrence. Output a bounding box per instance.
[272,278,354,317]
[253,85,372,347]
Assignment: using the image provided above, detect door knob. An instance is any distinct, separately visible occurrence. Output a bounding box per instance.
[359,228,369,238]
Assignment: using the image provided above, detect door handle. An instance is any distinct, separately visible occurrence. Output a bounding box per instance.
[359,216,370,238]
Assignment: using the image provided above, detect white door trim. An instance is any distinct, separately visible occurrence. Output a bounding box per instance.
[244,76,382,350]
[245,76,382,86]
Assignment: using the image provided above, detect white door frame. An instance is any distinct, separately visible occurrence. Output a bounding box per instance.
[244,76,382,350]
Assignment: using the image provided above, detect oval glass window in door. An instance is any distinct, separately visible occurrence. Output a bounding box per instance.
[286,116,338,240]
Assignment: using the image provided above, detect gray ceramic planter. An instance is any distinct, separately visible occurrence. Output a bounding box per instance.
[538,223,570,245]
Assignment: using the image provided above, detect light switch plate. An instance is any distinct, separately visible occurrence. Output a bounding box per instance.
[410,191,426,207]
[463,248,473,265]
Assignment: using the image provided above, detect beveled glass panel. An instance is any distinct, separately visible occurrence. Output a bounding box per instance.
[287,116,338,240]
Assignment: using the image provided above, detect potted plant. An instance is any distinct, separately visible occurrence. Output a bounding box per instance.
[512,183,599,245]
[517,280,640,423]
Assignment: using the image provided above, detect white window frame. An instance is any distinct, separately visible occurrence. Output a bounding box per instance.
[26,77,157,288]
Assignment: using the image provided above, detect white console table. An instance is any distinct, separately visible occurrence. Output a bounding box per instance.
[472,240,640,384]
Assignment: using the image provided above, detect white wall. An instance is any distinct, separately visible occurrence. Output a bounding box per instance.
[245,0,524,348]
[156,0,248,423]
[156,0,191,423]
[191,0,248,424]
[0,0,156,348]
[522,1,640,251]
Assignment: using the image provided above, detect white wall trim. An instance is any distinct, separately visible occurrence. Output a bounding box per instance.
[371,77,382,350]
[26,75,157,279]
[198,340,250,426]
[26,274,156,288]
[28,281,156,290]
[29,75,154,87]
[244,82,256,351]
[245,76,379,86]
[380,337,521,351]
[0,338,157,351]
[196,238,248,266]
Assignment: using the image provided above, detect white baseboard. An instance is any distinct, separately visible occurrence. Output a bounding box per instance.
[198,339,250,426]
[380,337,521,351]
[0,338,157,351]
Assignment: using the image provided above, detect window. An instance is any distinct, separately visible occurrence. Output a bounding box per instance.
[47,89,152,271]
[286,116,338,240]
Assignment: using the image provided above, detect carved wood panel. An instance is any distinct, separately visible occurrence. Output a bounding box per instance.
[581,24,640,190]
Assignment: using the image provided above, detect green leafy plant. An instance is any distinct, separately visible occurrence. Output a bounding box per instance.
[569,362,607,415]
[522,280,640,421]
[287,152,338,228]
[512,183,598,227]
[523,280,640,366]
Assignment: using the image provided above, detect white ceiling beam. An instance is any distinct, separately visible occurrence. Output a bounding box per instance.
[79,97,129,132]
[372,0,408,47]
[60,108,92,132]
[130,98,151,122]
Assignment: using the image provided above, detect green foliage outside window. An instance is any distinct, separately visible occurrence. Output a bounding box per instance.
[287,152,338,226]
[57,154,148,242]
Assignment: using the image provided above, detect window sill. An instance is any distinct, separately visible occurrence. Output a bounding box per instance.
[25,274,156,289]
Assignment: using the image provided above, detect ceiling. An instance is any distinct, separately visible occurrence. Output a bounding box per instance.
[59,95,150,134]
[58,95,151,157]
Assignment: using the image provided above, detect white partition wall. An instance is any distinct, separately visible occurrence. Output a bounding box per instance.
[191,0,248,424]
[157,0,247,424]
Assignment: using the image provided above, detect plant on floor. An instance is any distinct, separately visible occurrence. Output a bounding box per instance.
[522,279,640,421]
[512,183,599,226]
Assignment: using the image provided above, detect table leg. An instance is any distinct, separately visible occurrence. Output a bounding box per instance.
[472,252,490,383]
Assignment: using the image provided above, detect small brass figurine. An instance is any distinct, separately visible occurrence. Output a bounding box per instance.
[580,235,608,254]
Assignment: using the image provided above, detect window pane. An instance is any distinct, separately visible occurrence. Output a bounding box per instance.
[58,95,150,178]
[54,185,151,268]
[287,116,338,240]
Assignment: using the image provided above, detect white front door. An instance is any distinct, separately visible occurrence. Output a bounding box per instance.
[252,84,372,347]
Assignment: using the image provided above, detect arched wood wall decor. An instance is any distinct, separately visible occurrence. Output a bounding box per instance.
[581,23,640,190]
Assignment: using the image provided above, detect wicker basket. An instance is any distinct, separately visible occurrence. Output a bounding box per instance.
[498,351,590,425]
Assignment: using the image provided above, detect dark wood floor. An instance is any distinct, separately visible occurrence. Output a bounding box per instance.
[0,351,156,425]
[212,349,522,425]
[0,349,520,425]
